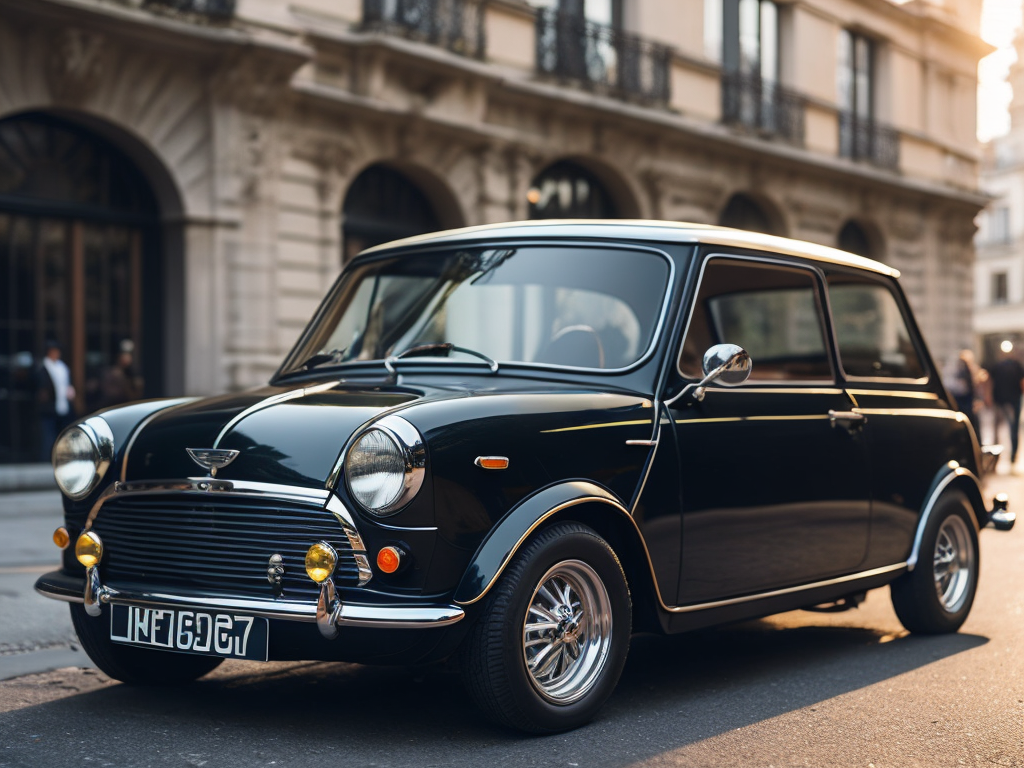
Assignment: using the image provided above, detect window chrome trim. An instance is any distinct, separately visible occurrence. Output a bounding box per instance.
[823,272,932,387]
[674,252,837,386]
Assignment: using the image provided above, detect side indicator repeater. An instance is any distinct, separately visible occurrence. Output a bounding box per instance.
[475,456,509,470]
[377,545,405,574]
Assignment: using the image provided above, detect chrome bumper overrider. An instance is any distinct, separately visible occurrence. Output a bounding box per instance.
[35,569,465,631]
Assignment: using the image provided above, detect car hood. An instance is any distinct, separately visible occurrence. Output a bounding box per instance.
[121,383,420,488]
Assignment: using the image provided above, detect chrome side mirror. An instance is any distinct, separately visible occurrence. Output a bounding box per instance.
[702,343,752,388]
[666,343,752,407]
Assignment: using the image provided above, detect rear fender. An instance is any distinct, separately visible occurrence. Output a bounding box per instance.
[907,461,985,572]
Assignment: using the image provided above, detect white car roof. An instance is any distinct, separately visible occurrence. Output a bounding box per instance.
[359,219,900,278]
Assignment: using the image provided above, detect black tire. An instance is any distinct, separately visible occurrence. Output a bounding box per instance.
[71,604,223,684]
[890,490,979,634]
[460,522,631,733]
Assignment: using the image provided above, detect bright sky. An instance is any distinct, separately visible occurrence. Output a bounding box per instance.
[978,0,1024,141]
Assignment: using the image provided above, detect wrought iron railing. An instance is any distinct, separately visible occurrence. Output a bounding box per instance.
[838,112,900,170]
[535,8,671,105]
[361,0,485,58]
[143,0,235,19]
[721,72,804,146]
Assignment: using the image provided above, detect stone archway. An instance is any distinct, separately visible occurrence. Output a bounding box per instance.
[837,218,884,260]
[718,192,786,235]
[341,162,463,263]
[0,110,178,463]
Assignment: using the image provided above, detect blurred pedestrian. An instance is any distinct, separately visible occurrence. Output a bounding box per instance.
[99,339,143,408]
[989,347,1024,466]
[944,349,979,435]
[37,340,75,462]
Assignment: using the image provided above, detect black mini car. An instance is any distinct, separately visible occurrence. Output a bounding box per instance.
[38,221,1015,732]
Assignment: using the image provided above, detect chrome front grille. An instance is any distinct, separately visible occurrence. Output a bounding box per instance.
[91,493,357,600]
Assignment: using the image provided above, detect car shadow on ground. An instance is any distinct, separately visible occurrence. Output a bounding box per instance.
[0,613,987,767]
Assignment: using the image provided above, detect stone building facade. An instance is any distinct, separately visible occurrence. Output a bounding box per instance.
[975,32,1024,364]
[0,0,991,462]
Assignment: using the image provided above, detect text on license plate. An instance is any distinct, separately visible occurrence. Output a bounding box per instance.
[110,604,269,661]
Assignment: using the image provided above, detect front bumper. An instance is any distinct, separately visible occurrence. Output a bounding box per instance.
[35,569,465,631]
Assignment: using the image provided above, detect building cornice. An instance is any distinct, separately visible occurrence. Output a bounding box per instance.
[0,0,312,61]
[300,27,990,211]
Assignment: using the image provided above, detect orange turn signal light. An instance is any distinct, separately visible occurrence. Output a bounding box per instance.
[475,456,509,470]
[377,546,403,574]
[53,527,70,550]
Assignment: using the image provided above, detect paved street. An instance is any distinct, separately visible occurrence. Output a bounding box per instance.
[1,480,1022,767]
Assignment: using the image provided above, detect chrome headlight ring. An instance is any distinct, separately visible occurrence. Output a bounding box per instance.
[52,416,115,500]
[344,414,426,517]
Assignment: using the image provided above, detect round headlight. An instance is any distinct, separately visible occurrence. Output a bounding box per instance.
[344,416,425,516]
[52,417,113,500]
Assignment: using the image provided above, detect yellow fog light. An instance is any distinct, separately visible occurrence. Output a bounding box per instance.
[305,541,337,583]
[53,527,70,550]
[75,531,103,568]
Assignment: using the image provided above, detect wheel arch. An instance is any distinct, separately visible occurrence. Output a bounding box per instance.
[453,481,668,632]
[907,461,985,572]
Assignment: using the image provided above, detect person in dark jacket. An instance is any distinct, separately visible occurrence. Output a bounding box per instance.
[99,339,143,409]
[989,348,1024,466]
[38,341,75,462]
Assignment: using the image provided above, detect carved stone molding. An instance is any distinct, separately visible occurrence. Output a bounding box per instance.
[46,27,107,104]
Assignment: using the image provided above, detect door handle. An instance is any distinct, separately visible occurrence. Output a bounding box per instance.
[829,410,866,430]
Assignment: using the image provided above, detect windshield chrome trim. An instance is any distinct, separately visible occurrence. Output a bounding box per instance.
[278,241,678,379]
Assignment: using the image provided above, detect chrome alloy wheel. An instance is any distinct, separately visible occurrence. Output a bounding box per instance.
[933,514,974,613]
[522,559,612,705]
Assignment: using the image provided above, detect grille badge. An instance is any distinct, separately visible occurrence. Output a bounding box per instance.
[186,448,239,477]
[267,554,285,591]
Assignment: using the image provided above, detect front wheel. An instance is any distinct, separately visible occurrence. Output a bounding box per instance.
[890,490,979,634]
[460,522,631,733]
[71,604,224,684]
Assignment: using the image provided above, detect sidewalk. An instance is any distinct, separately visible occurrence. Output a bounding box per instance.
[0,463,56,492]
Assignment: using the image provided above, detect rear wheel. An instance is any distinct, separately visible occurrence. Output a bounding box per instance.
[891,491,979,634]
[71,604,223,684]
[460,522,631,733]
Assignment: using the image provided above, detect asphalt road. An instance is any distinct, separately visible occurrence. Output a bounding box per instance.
[1,481,1022,767]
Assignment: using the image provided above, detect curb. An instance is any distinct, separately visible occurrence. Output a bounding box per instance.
[0,464,56,493]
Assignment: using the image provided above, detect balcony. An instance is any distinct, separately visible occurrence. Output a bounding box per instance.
[838,112,900,171]
[143,0,235,19]
[535,8,671,105]
[721,72,805,146]
[361,0,485,58]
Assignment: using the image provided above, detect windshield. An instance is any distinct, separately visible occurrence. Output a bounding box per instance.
[279,245,672,375]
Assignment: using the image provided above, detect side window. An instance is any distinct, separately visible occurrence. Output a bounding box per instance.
[679,258,832,382]
[826,274,926,380]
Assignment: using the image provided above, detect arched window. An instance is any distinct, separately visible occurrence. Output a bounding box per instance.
[718,193,779,234]
[0,113,161,463]
[342,165,441,263]
[838,220,874,258]
[527,161,617,219]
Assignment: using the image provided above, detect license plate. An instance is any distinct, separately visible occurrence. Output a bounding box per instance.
[110,604,269,661]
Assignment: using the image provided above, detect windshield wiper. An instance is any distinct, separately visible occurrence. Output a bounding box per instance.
[298,347,349,371]
[384,343,499,376]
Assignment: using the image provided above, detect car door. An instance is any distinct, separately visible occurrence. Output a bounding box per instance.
[670,254,872,604]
